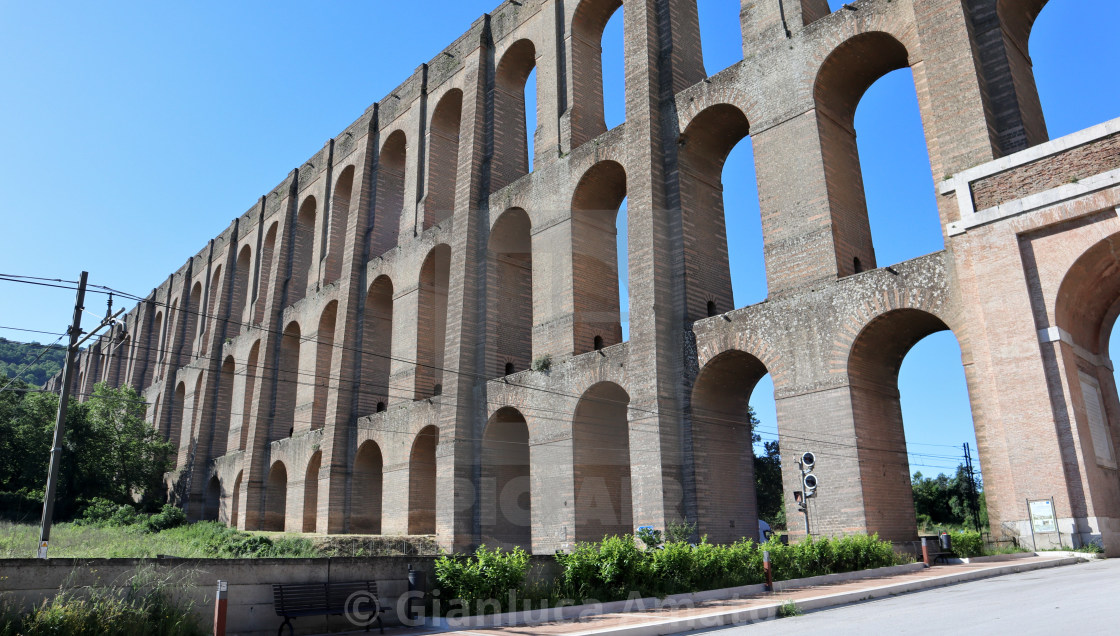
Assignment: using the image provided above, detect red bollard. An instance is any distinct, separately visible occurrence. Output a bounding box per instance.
[921,537,931,566]
[214,580,228,636]
[763,550,773,592]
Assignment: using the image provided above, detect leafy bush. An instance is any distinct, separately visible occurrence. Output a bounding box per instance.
[434,546,531,614]
[429,534,899,616]
[143,505,186,533]
[948,530,983,557]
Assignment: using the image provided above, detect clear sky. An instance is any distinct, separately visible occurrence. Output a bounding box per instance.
[1,1,1118,480]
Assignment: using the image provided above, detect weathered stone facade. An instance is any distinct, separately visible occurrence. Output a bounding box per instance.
[55,0,1120,555]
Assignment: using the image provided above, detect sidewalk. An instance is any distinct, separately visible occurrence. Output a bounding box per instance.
[364,554,1085,636]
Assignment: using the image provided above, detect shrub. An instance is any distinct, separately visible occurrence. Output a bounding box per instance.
[530,355,552,373]
[434,546,531,614]
[143,505,186,533]
[948,530,983,557]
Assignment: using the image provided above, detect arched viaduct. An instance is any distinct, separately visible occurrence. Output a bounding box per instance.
[57,0,1120,555]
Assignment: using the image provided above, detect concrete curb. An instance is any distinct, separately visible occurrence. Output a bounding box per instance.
[558,557,1085,636]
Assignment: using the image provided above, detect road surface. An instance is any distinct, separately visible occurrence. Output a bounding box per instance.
[685,558,1119,635]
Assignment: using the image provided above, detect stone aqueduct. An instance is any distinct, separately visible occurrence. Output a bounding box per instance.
[54,0,1120,554]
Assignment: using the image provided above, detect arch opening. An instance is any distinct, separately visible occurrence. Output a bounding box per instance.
[289,197,317,307]
[482,407,531,550]
[425,90,463,229]
[352,441,384,534]
[408,425,439,535]
[691,350,774,543]
[324,165,354,284]
[1056,234,1120,479]
[373,131,406,257]
[168,382,186,469]
[848,308,979,541]
[203,475,220,522]
[573,382,632,541]
[253,222,278,324]
[275,322,301,441]
[488,208,533,379]
[572,161,627,354]
[303,451,321,533]
[360,276,394,415]
[680,103,766,315]
[231,245,252,331]
[231,470,243,528]
[570,0,625,148]
[264,461,288,532]
[238,340,260,452]
[813,32,940,275]
[214,356,235,456]
[312,302,337,431]
[492,39,537,193]
[416,245,450,399]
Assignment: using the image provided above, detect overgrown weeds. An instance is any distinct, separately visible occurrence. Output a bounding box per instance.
[0,566,205,635]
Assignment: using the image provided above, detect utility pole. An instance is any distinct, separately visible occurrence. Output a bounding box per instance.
[37,271,87,559]
[962,443,982,532]
[37,273,123,558]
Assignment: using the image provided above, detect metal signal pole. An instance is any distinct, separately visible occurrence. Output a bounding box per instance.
[38,271,87,559]
[963,443,982,532]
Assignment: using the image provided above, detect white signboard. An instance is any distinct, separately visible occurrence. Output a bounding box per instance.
[1028,499,1057,534]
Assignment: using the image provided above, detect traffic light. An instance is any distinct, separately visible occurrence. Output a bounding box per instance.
[800,452,818,498]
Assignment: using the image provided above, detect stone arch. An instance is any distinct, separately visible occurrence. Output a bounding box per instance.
[231,470,243,528]
[373,130,406,257]
[813,31,929,277]
[168,381,186,468]
[352,440,384,534]
[488,208,533,378]
[188,281,203,356]
[231,245,252,330]
[264,460,288,531]
[275,321,301,441]
[846,308,969,541]
[482,407,531,550]
[416,245,451,399]
[203,475,221,522]
[199,265,223,353]
[214,355,235,456]
[408,425,439,535]
[492,38,537,193]
[312,301,337,431]
[289,196,317,306]
[360,275,393,414]
[679,103,752,319]
[572,160,627,355]
[569,0,624,148]
[303,451,322,532]
[990,0,1050,149]
[425,89,463,228]
[239,340,261,452]
[324,165,354,284]
[573,381,631,541]
[253,222,278,323]
[151,310,164,369]
[690,350,768,543]
[1053,232,1120,471]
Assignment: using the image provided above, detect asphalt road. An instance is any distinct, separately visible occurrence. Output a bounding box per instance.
[685,558,1120,635]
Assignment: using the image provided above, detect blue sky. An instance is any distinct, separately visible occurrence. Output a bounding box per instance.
[1,1,1118,480]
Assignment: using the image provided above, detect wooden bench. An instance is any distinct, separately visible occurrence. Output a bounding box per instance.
[272,580,385,636]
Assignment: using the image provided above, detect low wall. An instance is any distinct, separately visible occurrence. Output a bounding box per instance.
[0,555,558,635]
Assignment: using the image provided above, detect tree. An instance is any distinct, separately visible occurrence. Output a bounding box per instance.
[0,382,172,520]
[911,465,987,531]
[748,406,786,529]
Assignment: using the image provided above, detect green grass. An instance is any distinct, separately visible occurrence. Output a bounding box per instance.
[0,521,315,559]
[0,564,205,635]
[0,521,440,559]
